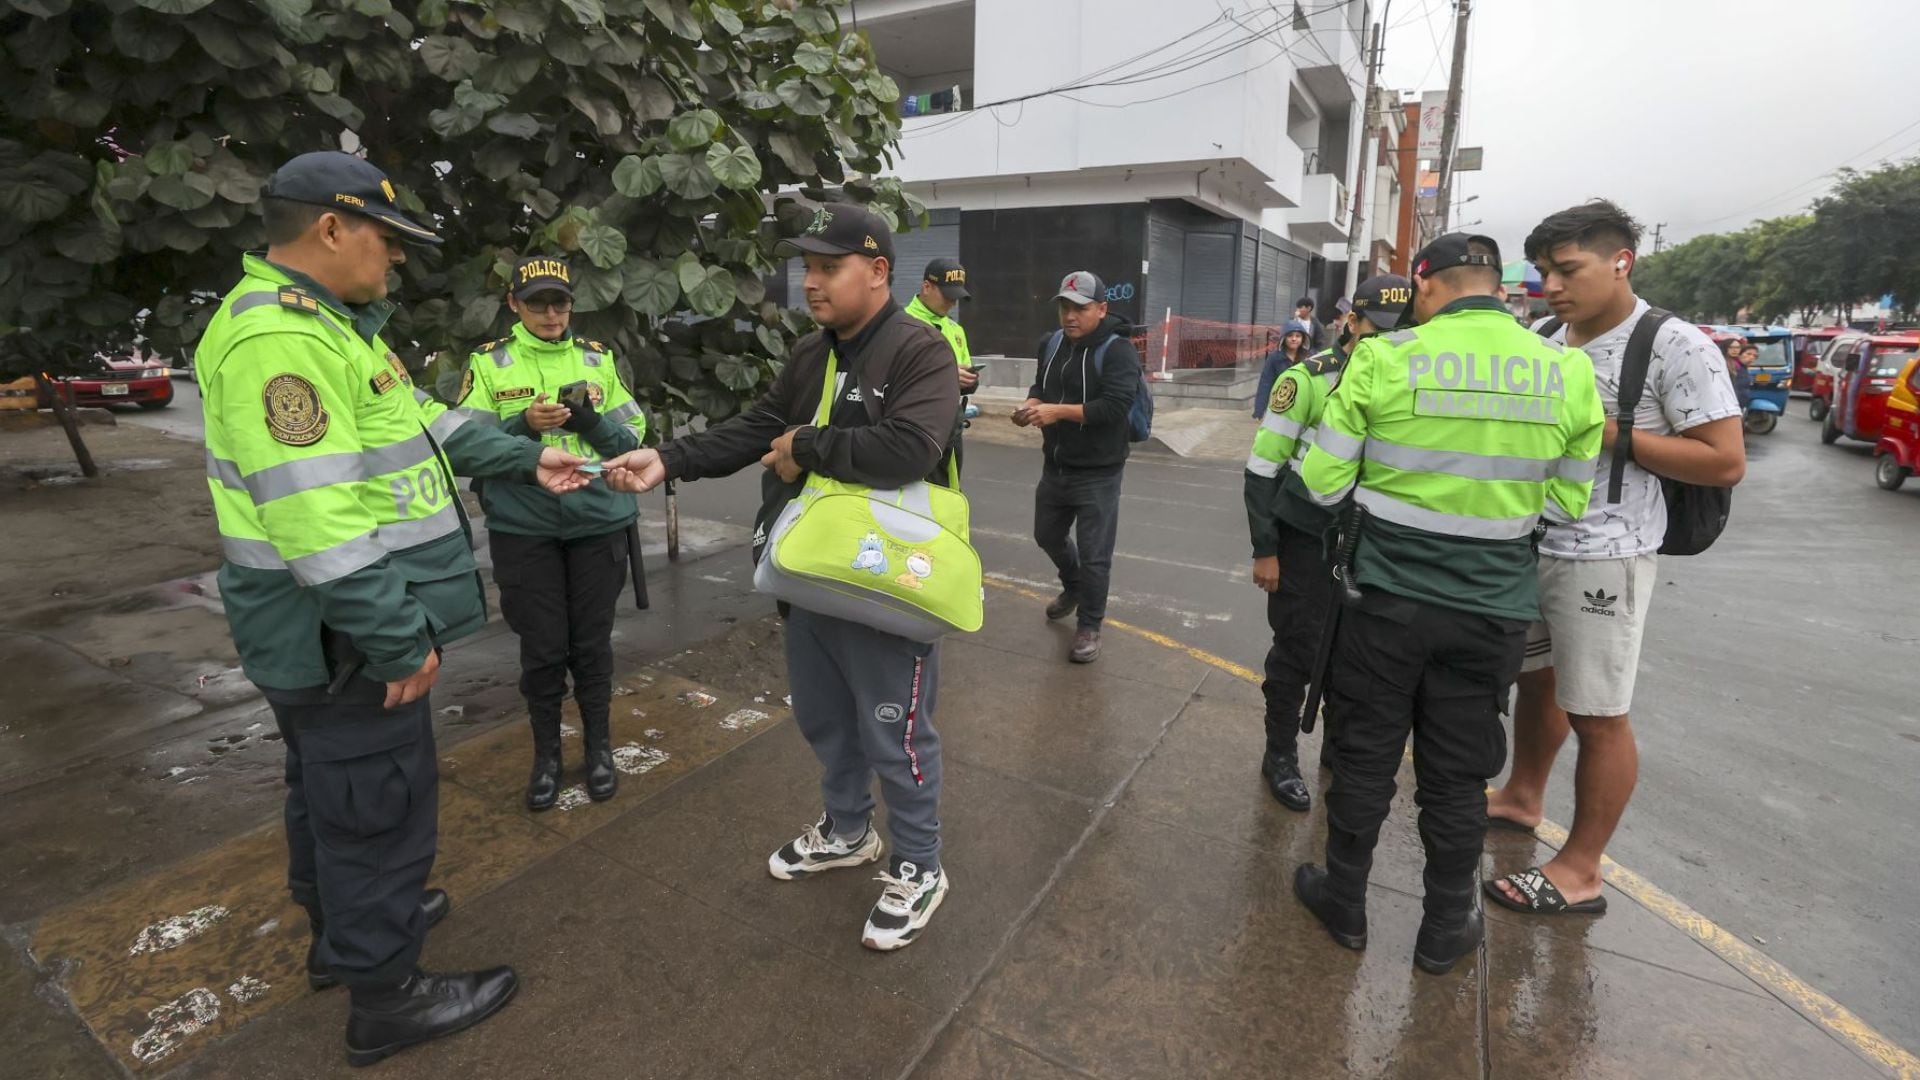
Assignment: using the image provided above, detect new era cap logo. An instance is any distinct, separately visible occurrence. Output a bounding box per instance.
[1580,588,1618,617]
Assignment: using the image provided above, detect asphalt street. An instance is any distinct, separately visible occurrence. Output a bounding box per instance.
[122,380,1920,1054]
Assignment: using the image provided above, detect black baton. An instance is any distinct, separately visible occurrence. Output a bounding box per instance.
[627,519,649,610]
[1300,504,1366,734]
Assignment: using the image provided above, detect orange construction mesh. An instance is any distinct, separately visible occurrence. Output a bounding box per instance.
[1132,315,1298,375]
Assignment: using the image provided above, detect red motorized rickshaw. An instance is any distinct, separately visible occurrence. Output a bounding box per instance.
[1792,326,1846,393]
[1873,354,1920,491]
[1819,332,1920,448]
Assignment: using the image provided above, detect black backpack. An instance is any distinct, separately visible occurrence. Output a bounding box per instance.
[1536,309,1731,556]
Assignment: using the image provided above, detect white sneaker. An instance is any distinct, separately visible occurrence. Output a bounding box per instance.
[861,862,949,951]
[767,815,883,881]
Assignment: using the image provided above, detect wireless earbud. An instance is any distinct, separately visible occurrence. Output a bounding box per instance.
[1616,259,1628,272]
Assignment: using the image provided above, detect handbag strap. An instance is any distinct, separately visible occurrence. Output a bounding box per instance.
[812,347,962,492]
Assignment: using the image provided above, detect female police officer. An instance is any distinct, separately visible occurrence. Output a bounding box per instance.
[442,256,649,809]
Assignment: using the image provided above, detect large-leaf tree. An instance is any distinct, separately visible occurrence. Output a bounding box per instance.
[2,0,922,434]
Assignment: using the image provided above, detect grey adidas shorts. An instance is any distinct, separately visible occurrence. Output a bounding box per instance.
[1522,553,1659,717]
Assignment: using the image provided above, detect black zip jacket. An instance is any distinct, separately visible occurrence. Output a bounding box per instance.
[1027,313,1140,471]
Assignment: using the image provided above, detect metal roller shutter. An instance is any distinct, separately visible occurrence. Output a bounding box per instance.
[1181,232,1234,323]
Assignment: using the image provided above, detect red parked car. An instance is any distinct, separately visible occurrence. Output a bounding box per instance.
[37,351,175,410]
[1817,332,1920,446]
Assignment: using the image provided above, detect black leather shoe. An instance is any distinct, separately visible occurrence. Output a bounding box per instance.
[1414,907,1484,975]
[524,721,563,812]
[345,967,518,1067]
[1045,590,1078,621]
[1261,750,1311,812]
[309,890,452,990]
[1293,864,1367,950]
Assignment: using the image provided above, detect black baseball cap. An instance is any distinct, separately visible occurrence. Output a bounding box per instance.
[1054,270,1106,306]
[265,151,441,245]
[1411,232,1501,279]
[510,255,573,300]
[776,203,895,264]
[924,257,970,300]
[1351,274,1412,330]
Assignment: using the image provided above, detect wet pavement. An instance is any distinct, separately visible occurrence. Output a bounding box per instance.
[1,414,1914,1078]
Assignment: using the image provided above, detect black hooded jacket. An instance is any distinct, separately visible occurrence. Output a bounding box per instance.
[1027,313,1141,471]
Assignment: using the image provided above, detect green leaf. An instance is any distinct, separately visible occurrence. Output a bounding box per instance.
[739,25,794,44]
[865,72,900,104]
[293,63,336,94]
[626,76,676,122]
[775,79,829,117]
[642,0,700,39]
[679,260,736,317]
[7,0,69,15]
[492,0,548,35]
[706,143,761,190]
[687,382,736,420]
[255,0,313,27]
[143,142,194,177]
[657,154,719,200]
[148,172,216,211]
[789,5,834,35]
[793,42,834,75]
[561,0,604,24]
[572,264,622,313]
[577,223,628,269]
[416,0,449,26]
[522,187,562,218]
[109,13,185,62]
[351,0,391,15]
[486,112,542,138]
[713,354,758,390]
[612,155,664,198]
[666,108,720,151]
[739,87,781,112]
[457,294,501,336]
[135,0,215,12]
[621,258,680,316]
[309,93,365,128]
[732,268,766,307]
[707,4,743,35]
[766,131,812,174]
[564,89,625,136]
[419,35,482,81]
[754,323,784,355]
[53,223,120,265]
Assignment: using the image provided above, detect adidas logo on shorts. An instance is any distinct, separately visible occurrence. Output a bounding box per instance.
[1580,588,1618,617]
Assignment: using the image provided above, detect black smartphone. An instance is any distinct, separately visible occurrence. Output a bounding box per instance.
[557,380,592,410]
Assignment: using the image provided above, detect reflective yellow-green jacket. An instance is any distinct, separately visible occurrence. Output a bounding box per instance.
[904,295,972,368]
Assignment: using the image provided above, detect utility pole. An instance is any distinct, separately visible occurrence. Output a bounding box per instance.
[1434,0,1471,235]
[1652,222,1667,254]
[1342,12,1387,296]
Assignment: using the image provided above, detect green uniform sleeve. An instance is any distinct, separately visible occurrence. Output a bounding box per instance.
[583,353,645,459]
[434,408,544,481]
[1300,340,1375,506]
[1545,347,1605,526]
[213,331,431,682]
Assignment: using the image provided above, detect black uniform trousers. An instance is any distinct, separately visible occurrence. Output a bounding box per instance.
[1261,520,1336,759]
[489,527,629,728]
[264,675,438,988]
[1033,464,1124,630]
[1322,591,1526,916]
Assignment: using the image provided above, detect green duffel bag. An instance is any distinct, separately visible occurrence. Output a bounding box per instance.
[752,350,983,642]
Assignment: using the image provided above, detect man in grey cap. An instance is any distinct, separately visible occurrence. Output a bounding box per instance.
[1013,270,1142,663]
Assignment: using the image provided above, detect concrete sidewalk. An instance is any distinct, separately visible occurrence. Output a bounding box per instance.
[968,388,1259,462]
[3,579,1900,1079]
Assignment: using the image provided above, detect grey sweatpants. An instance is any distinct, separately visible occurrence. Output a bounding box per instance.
[784,605,943,871]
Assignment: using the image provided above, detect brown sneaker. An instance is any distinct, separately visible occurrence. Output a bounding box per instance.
[1069,628,1101,663]
[1045,590,1078,621]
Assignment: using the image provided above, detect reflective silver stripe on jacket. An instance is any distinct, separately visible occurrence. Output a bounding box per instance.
[220,502,464,583]
[236,433,439,504]
[220,535,286,570]
[603,400,643,426]
[1351,486,1539,541]
[452,407,500,427]
[1311,427,1364,461]
[1246,452,1283,478]
[427,408,470,441]
[1361,438,1556,484]
[1553,454,1595,482]
[205,450,246,491]
[490,346,512,368]
[1261,411,1306,440]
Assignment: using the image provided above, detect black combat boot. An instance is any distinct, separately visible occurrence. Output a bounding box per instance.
[1261,749,1311,811]
[583,712,617,802]
[1414,876,1484,975]
[344,966,518,1067]
[308,889,452,990]
[524,710,563,811]
[1293,863,1368,950]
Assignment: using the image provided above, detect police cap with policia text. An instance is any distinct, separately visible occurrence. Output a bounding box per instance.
[510,255,574,300]
[923,257,970,301]
[1350,274,1412,330]
[265,151,442,246]
[776,203,895,264]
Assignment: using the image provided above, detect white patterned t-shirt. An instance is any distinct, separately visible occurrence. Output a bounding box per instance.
[1536,299,1742,560]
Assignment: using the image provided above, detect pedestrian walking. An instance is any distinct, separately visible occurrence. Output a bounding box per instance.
[1253,320,1314,419]
[1244,276,1410,812]
[195,151,592,1064]
[1485,200,1745,918]
[601,203,961,951]
[440,256,649,811]
[1291,233,1606,975]
[1294,297,1328,349]
[1013,270,1143,664]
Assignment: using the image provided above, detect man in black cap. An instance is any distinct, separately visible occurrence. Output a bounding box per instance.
[1014,269,1142,664]
[906,256,978,468]
[195,150,593,1064]
[602,203,962,952]
[1243,275,1411,812]
[439,255,651,812]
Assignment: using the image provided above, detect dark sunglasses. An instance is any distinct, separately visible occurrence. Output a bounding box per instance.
[521,297,573,314]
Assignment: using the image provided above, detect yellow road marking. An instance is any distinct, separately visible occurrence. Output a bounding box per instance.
[985,577,1920,1078]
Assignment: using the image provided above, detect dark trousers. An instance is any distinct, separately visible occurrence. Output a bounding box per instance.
[1033,465,1124,629]
[489,527,629,728]
[1322,594,1526,916]
[264,677,438,988]
[1262,520,1335,758]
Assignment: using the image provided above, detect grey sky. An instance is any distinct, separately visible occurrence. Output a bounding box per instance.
[1375,0,1920,256]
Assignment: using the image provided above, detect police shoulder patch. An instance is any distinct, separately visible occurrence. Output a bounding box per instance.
[263,373,329,446]
[457,365,475,402]
[1271,376,1298,414]
[585,340,608,353]
[479,338,506,353]
[276,287,321,314]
